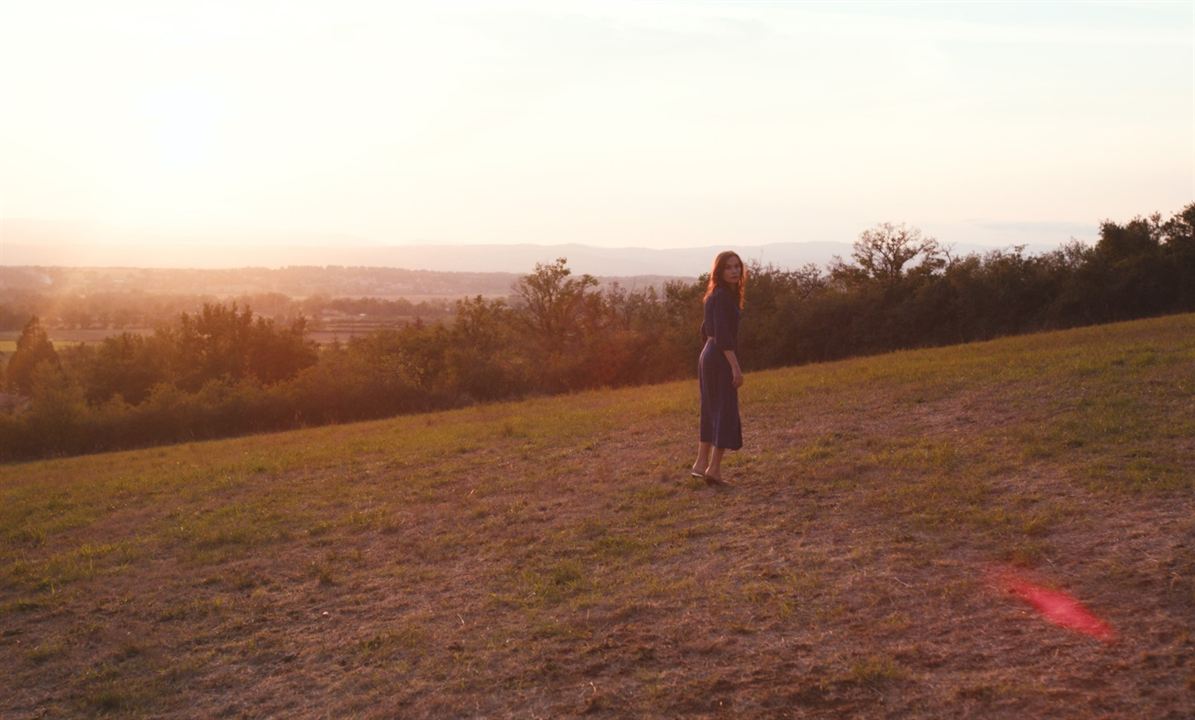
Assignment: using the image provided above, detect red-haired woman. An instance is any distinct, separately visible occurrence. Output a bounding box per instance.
[691,251,745,484]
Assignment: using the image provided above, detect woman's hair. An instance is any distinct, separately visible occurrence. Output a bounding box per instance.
[704,251,746,309]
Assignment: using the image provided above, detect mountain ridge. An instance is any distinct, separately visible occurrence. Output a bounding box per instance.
[0,239,1067,276]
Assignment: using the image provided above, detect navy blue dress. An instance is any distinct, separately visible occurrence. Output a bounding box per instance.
[699,286,742,450]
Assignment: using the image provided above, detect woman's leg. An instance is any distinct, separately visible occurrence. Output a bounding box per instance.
[704,447,726,481]
[692,441,712,476]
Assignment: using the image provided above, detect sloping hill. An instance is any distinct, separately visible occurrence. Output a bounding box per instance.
[2,314,1193,718]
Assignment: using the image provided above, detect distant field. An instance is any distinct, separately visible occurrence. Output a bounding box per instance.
[0,339,85,352]
[0,326,425,349]
[1,314,1193,718]
[0,329,146,347]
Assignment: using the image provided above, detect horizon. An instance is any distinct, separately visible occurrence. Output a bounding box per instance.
[1,1,1191,258]
[0,235,1077,276]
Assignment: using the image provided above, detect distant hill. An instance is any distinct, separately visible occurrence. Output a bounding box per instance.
[0,265,682,300]
[0,239,1067,277]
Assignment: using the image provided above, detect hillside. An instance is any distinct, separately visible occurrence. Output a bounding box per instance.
[2,314,1193,718]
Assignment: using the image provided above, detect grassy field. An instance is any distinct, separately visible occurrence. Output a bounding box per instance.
[2,314,1193,718]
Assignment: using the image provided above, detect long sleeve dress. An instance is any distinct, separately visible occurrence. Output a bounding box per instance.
[699,286,742,450]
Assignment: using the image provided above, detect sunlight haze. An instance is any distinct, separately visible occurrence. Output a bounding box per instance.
[1,0,1191,263]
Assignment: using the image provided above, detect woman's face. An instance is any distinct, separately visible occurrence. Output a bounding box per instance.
[720,256,742,286]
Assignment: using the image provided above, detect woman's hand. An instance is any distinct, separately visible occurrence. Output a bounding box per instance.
[724,349,743,388]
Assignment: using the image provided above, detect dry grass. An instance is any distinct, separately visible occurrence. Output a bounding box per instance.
[2,313,1194,718]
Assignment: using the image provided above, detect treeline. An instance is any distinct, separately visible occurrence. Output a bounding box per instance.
[1,203,1191,461]
[744,204,1195,366]
[0,290,453,332]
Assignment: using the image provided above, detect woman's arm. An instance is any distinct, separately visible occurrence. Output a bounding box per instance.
[724,349,743,388]
[713,289,742,387]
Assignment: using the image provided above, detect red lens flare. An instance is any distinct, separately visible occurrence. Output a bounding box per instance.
[989,567,1116,642]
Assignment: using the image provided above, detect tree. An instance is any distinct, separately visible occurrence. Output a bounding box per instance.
[26,362,88,455]
[245,315,319,385]
[1094,215,1170,318]
[1096,215,1160,262]
[1161,202,1195,309]
[77,332,168,405]
[166,303,256,390]
[446,295,524,400]
[1160,202,1195,254]
[511,258,598,352]
[161,303,317,391]
[838,222,943,285]
[6,316,59,394]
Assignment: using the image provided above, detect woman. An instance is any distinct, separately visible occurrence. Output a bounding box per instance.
[691,251,745,485]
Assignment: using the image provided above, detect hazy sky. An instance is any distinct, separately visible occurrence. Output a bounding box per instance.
[1,0,1191,253]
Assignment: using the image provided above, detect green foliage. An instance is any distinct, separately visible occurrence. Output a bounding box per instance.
[163,302,317,390]
[74,332,166,404]
[5,316,59,394]
[511,257,602,391]
[512,257,599,351]
[26,364,88,455]
[446,295,527,400]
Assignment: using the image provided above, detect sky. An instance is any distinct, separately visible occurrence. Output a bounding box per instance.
[0,0,1191,259]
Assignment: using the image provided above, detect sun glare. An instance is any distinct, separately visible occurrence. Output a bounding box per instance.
[142,85,221,171]
[0,1,1188,248]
